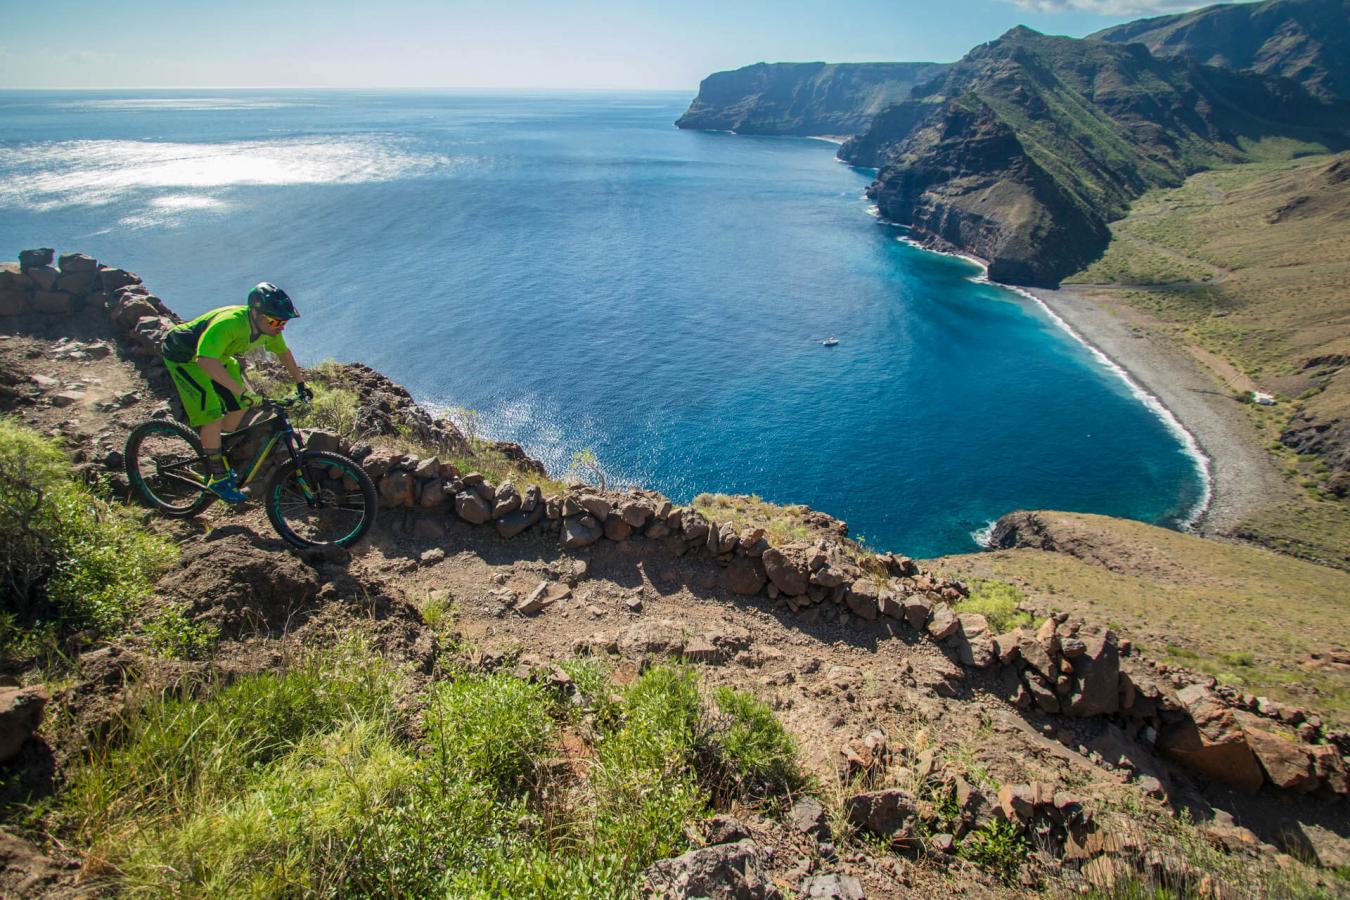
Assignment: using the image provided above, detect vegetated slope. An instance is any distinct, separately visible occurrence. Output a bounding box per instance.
[1063,153,1350,564]
[836,26,1347,286]
[675,61,949,136]
[932,510,1350,728]
[1092,0,1350,102]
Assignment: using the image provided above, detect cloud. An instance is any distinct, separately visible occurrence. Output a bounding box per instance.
[1003,0,1222,14]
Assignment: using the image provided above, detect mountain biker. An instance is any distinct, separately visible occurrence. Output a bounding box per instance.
[160,282,313,503]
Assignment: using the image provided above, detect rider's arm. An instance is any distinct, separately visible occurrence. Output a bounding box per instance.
[276,349,303,385]
[198,356,246,397]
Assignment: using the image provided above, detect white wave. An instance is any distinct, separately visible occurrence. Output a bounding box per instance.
[0,136,461,211]
[970,521,998,548]
[148,194,225,210]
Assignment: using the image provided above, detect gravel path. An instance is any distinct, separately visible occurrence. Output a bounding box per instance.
[1026,284,1289,534]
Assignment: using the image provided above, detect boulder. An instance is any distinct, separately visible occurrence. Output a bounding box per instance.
[1158,685,1264,793]
[878,589,904,620]
[996,783,1036,823]
[1309,744,1350,795]
[99,268,142,292]
[682,637,722,664]
[604,515,633,541]
[32,291,73,314]
[417,478,446,508]
[724,557,767,596]
[1065,629,1120,717]
[580,494,612,520]
[788,796,832,841]
[491,482,522,519]
[953,613,996,668]
[561,515,603,549]
[1235,713,1317,791]
[55,270,98,294]
[845,580,880,621]
[681,511,710,543]
[992,629,1023,665]
[113,296,158,330]
[1017,628,1056,678]
[902,595,931,630]
[640,839,779,900]
[799,874,864,900]
[0,290,28,316]
[620,619,685,655]
[18,248,54,270]
[926,605,959,641]
[0,686,48,762]
[26,265,58,291]
[762,547,808,596]
[621,499,654,528]
[845,789,917,839]
[496,503,544,539]
[378,471,414,507]
[455,490,492,524]
[58,251,98,272]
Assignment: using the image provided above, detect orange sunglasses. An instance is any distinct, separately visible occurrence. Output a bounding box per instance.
[264,315,288,328]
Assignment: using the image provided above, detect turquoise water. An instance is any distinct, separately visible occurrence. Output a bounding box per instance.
[0,90,1207,556]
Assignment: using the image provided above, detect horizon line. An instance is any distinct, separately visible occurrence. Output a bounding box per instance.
[0,85,700,93]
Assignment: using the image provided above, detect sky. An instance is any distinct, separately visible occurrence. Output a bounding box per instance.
[0,0,1238,91]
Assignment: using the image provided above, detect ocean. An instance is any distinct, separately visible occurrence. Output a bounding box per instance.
[0,89,1208,557]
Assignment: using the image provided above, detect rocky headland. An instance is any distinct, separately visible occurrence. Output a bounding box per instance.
[2,249,1349,895]
[675,62,948,137]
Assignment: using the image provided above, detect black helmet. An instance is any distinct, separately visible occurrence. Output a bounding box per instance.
[246,282,299,319]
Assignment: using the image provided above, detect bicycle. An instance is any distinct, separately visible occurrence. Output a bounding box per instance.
[124,397,378,549]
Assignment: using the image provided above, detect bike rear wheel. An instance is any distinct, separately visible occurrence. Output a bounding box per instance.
[264,450,377,548]
[124,419,216,517]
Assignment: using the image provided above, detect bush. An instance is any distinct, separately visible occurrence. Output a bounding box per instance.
[143,602,219,660]
[955,580,1033,632]
[0,418,176,656]
[959,817,1030,884]
[422,673,555,797]
[710,685,803,801]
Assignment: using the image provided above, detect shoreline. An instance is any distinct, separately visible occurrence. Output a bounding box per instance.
[1020,283,1288,535]
[880,224,1285,536]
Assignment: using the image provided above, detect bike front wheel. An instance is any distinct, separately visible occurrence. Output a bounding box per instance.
[264,450,377,549]
[124,418,216,518]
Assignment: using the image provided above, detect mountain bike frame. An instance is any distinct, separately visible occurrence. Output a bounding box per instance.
[165,400,316,502]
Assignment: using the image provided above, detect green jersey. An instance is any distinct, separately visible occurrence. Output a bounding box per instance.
[162,305,289,364]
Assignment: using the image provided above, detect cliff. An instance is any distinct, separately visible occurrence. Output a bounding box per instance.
[837,26,1348,285]
[1092,0,1350,102]
[675,61,948,136]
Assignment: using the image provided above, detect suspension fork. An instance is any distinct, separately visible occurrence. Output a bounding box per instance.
[280,422,320,506]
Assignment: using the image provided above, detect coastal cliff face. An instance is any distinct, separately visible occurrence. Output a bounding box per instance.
[675,61,948,136]
[838,27,1348,286]
[1091,0,1350,102]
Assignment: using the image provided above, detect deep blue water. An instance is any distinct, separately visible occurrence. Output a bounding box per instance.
[0,90,1207,556]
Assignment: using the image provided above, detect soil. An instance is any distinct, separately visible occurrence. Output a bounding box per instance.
[2,306,1347,897]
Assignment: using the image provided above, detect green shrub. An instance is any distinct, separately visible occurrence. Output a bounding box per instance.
[143,602,219,660]
[422,673,556,797]
[296,383,362,441]
[710,686,803,801]
[955,580,1033,632]
[959,817,1030,884]
[586,666,706,877]
[0,418,176,657]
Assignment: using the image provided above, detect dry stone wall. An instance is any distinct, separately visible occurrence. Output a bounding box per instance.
[9,247,1348,805]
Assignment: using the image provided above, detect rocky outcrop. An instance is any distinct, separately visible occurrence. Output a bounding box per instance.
[1092,0,1350,102]
[835,26,1347,286]
[676,61,947,137]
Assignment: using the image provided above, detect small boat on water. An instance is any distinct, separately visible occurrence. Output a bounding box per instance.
[822,336,839,347]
